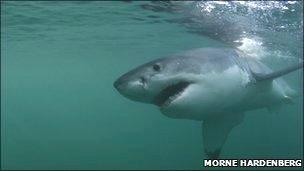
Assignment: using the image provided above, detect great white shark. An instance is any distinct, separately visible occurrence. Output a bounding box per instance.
[113,48,303,159]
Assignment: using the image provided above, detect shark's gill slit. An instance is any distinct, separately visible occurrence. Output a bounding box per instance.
[153,81,191,107]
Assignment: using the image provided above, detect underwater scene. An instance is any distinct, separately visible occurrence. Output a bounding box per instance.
[1,1,303,170]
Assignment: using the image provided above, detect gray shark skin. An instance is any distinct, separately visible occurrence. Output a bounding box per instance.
[113,48,303,159]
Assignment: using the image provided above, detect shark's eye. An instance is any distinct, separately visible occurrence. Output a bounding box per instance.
[153,64,161,72]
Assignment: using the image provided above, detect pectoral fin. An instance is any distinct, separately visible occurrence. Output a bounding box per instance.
[202,112,244,159]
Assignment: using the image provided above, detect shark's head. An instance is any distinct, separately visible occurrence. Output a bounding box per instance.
[114,48,248,120]
[114,56,199,110]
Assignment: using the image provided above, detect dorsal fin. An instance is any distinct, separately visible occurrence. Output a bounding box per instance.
[252,61,303,82]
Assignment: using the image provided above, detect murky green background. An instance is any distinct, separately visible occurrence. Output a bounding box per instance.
[1,1,303,170]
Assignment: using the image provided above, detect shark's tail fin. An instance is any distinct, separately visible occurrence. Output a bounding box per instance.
[252,61,303,82]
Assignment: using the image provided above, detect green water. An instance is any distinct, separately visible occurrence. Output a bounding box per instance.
[1,1,303,170]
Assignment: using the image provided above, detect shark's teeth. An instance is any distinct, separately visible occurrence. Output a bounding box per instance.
[153,81,190,107]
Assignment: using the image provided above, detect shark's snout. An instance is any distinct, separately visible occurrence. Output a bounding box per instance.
[113,73,146,101]
[113,77,123,90]
[113,73,132,91]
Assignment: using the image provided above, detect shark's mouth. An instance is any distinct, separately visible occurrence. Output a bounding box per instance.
[153,81,191,107]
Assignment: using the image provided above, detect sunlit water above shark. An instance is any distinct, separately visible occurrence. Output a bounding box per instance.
[1,1,303,170]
